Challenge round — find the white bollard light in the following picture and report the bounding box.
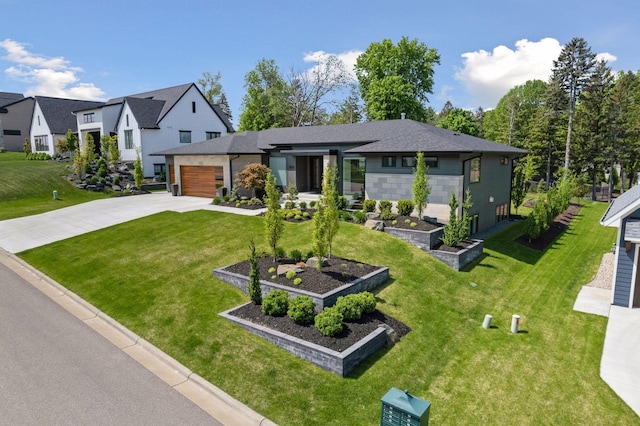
[511,314,520,334]
[482,314,493,329]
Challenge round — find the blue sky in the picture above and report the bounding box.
[1,0,638,125]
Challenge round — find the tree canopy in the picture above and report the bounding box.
[355,36,440,121]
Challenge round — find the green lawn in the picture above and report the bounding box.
[0,152,108,220]
[17,202,638,425]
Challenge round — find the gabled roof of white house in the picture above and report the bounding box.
[152,131,265,156]
[106,83,192,124]
[124,97,165,129]
[35,96,104,134]
[600,184,640,227]
[152,119,526,157]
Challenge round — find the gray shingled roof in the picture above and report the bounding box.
[601,184,640,226]
[125,97,165,129]
[152,131,264,156]
[0,92,24,108]
[105,83,192,122]
[35,96,104,134]
[152,119,527,157]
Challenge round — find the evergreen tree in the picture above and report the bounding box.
[412,151,430,218]
[321,165,340,259]
[441,191,461,247]
[264,172,284,261]
[311,202,327,270]
[133,148,144,189]
[248,238,262,305]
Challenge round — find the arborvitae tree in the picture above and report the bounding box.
[459,188,473,241]
[133,148,144,189]
[248,238,262,305]
[73,145,86,178]
[512,158,533,214]
[108,135,121,169]
[264,172,284,261]
[321,165,340,258]
[441,191,461,247]
[412,151,430,219]
[311,202,327,270]
[23,137,32,156]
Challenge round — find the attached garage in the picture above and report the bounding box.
[180,165,223,197]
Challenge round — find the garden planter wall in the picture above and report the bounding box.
[220,304,388,377]
[213,266,389,312]
[429,239,484,271]
[383,226,444,250]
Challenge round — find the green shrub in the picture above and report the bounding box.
[396,199,414,216]
[302,211,310,218]
[113,176,120,185]
[334,294,365,321]
[293,277,302,285]
[363,199,376,213]
[212,197,221,205]
[235,202,241,207]
[289,249,303,262]
[339,211,352,221]
[309,201,317,208]
[261,290,289,316]
[378,200,392,212]
[223,195,230,202]
[337,196,347,210]
[303,250,314,262]
[90,176,99,185]
[410,222,417,227]
[287,296,315,324]
[392,220,398,225]
[299,201,307,209]
[285,269,297,280]
[314,307,343,336]
[358,292,377,314]
[295,214,302,220]
[404,218,411,223]
[248,197,263,206]
[268,267,276,274]
[275,246,286,259]
[352,210,367,224]
[285,201,296,209]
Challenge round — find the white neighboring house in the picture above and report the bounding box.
[76,83,233,179]
[29,96,103,157]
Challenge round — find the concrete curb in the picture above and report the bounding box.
[0,248,277,426]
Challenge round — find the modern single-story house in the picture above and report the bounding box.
[154,119,526,233]
[74,83,234,179]
[600,184,640,308]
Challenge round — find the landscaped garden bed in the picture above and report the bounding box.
[429,239,484,270]
[382,216,444,251]
[516,202,582,250]
[214,256,389,311]
[221,302,410,376]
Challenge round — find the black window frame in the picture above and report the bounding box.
[401,156,417,168]
[382,156,396,167]
[179,130,192,144]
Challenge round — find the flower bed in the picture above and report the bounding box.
[429,239,484,270]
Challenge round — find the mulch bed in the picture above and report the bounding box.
[215,200,265,210]
[224,256,380,294]
[432,240,476,253]
[382,215,442,232]
[229,302,411,352]
[516,203,582,250]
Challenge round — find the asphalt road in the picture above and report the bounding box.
[0,261,221,425]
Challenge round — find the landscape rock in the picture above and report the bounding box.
[364,219,384,231]
[306,257,328,268]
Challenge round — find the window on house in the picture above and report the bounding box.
[470,157,481,183]
[206,132,221,139]
[425,156,438,168]
[382,156,396,167]
[83,113,95,123]
[124,130,133,149]
[192,102,196,113]
[154,164,166,181]
[470,214,479,235]
[179,130,191,144]
[126,114,129,127]
[37,115,41,126]
[496,203,509,223]
[34,135,48,151]
[401,156,416,167]
[500,156,509,165]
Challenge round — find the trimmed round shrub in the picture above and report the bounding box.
[299,201,307,209]
[261,290,289,316]
[396,199,414,216]
[287,295,315,324]
[275,246,287,259]
[284,201,296,209]
[334,294,364,321]
[363,199,376,213]
[378,200,392,213]
[223,195,230,202]
[293,277,302,285]
[337,195,347,210]
[212,197,221,205]
[285,269,297,280]
[358,292,377,314]
[309,200,317,208]
[314,307,343,336]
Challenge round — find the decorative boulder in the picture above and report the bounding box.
[365,219,385,231]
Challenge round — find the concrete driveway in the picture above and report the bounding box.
[0,192,263,253]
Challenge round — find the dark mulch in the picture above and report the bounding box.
[229,302,411,352]
[224,256,380,294]
[516,203,582,250]
[215,200,265,210]
[432,239,476,253]
[382,215,443,231]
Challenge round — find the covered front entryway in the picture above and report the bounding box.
[180,165,223,198]
[295,156,323,192]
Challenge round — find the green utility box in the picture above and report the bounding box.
[380,388,430,426]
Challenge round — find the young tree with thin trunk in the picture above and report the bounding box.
[264,172,284,261]
[248,238,262,305]
[321,165,340,259]
[311,202,327,270]
[133,147,144,189]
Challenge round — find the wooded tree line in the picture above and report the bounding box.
[204,37,639,199]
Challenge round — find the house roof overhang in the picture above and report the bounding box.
[600,185,640,227]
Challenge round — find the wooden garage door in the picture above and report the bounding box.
[180,166,223,198]
[168,164,175,184]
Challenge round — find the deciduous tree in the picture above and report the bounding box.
[238,59,289,131]
[264,172,284,261]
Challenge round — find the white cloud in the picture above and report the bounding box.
[303,49,363,81]
[0,38,105,100]
[596,52,618,63]
[455,38,563,108]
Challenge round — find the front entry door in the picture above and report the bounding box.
[634,259,640,307]
[310,156,322,191]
